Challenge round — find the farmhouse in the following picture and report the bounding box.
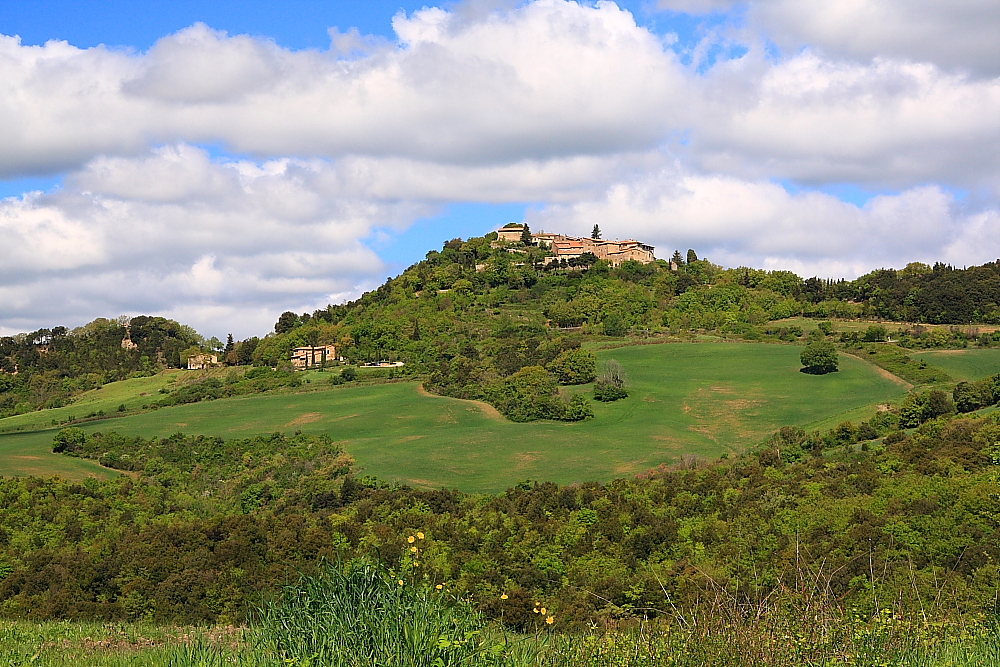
[187,353,218,370]
[291,344,339,369]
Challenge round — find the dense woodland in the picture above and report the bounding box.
[1,407,999,626]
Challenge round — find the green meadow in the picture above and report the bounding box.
[911,348,1000,381]
[0,342,907,492]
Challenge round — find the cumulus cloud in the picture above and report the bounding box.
[693,52,1000,187]
[529,167,1000,277]
[658,0,1000,76]
[0,145,408,337]
[0,1,688,178]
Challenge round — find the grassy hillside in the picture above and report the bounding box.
[911,348,1000,381]
[0,342,907,492]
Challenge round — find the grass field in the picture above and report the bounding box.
[0,342,907,492]
[911,348,1000,381]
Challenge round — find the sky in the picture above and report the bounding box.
[1,1,998,339]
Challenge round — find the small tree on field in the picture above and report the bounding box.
[591,224,602,239]
[594,359,628,402]
[800,340,839,374]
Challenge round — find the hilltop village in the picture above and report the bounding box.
[494,223,656,266]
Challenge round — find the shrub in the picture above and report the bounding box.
[340,366,358,382]
[547,349,597,385]
[593,359,628,402]
[51,427,86,454]
[564,394,595,421]
[800,340,839,374]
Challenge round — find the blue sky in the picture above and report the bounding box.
[1,0,997,337]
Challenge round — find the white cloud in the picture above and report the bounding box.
[0,2,688,177]
[692,52,1000,187]
[529,167,1000,278]
[658,0,1000,76]
[0,146,407,338]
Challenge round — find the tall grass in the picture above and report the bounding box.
[256,559,497,667]
[6,559,998,666]
[160,559,1000,667]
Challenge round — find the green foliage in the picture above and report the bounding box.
[565,394,595,421]
[800,341,839,374]
[546,349,596,385]
[485,367,573,422]
[0,317,203,418]
[154,368,301,407]
[899,389,957,427]
[50,427,86,454]
[593,359,628,402]
[258,560,492,667]
[953,374,1000,413]
[4,411,1000,628]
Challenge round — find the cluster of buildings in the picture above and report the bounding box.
[495,225,655,266]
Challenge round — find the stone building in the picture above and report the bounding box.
[187,353,218,370]
[291,345,339,369]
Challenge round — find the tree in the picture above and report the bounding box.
[602,313,627,337]
[686,249,699,264]
[591,224,602,240]
[671,250,684,268]
[593,359,628,401]
[800,341,839,374]
[275,311,298,334]
[224,334,235,354]
[520,224,533,246]
[547,349,597,385]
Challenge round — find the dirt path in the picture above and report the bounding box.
[842,352,914,390]
[416,384,506,422]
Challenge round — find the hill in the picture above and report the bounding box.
[0,342,907,491]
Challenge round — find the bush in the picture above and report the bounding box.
[564,394,595,421]
[51,427,86,454]
[340,366,358,382]
[800,340,839,374]
[487,366,567,422]
[593,359,628,402]
[593,381,629,402]
[547,349,597,385]
[899,389,957,427]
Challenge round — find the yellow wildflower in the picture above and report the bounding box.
[407,536,415,543]
[410,546,418,553]
[414,562,420,567]
[541,607,547,615]
[436,584,443,590]
[398,580,404,586]
[417,532,425,540]
[533,608,539,614]
[500,594,508,600]
[546,616,554,625]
